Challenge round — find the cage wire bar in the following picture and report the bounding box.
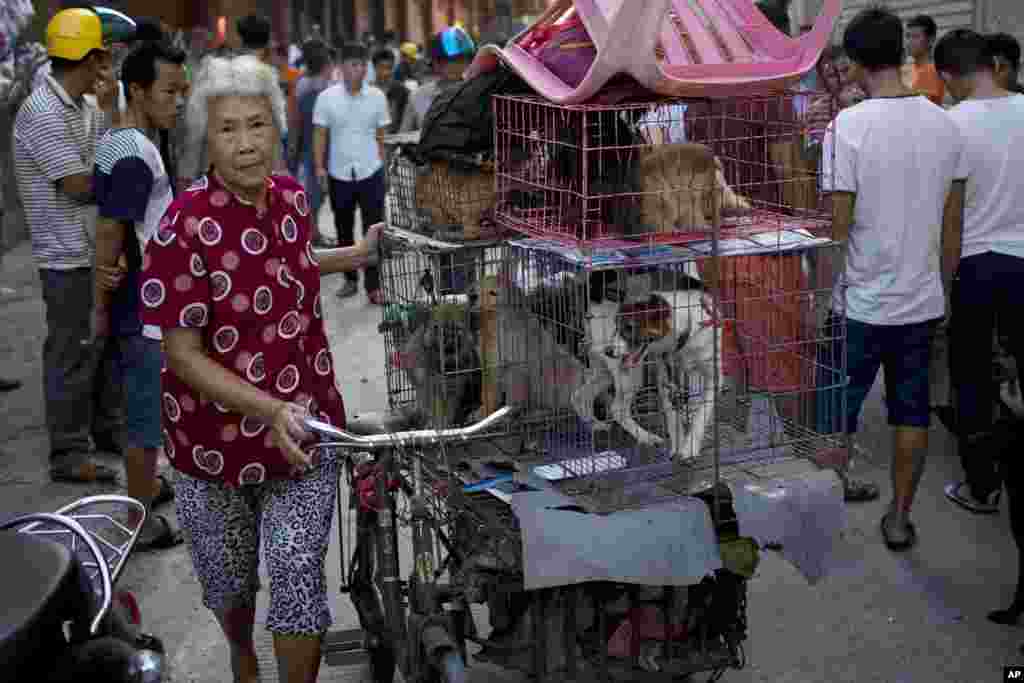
[493,91,836,247]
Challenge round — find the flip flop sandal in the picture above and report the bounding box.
[151,474,175,508]
[880,513,917,552]
[134,514,184,553]
[844,478,880,503]
[50,460,119,484]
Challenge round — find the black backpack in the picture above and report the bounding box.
[414,65,530,165]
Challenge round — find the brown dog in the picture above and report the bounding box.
[638,143,751,233]
[415,159,497,240]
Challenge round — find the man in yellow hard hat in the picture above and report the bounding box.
[12,7,123,484]
[394,41,421,83]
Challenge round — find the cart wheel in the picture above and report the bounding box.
[369,641,397,683]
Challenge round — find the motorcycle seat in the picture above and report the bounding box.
[0,531,93,670]
[345,409,422,436]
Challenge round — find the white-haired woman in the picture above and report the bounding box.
[140,55,380,683]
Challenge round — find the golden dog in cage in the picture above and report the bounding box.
[414,159,497,241]
[637,143,751,234]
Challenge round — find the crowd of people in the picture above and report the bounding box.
[5,2,1024,679]
[816,8,1024,652]
[5,7,474,681]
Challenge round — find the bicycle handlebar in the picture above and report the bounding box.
[303,406,513,450]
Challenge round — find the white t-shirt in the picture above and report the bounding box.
[313,83,391,182]
[822,96,966,325]
[946,95,1024,260]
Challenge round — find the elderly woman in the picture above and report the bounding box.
[140,54,380,683]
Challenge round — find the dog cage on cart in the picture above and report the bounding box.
[382,131,505,243]
[350,89,848,683]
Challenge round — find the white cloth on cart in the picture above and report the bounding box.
[727,468,845,585]
[509,489,723,590]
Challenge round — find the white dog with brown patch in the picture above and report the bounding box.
[572,273,722,463]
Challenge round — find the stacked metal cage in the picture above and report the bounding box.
[487,90,845,512]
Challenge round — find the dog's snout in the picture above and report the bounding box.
[604,347,617,359]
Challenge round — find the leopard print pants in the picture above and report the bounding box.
[172,451,340,635]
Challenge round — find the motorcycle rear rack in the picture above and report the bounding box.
[1,495,146,636]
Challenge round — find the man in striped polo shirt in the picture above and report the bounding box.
[13,8,122,482]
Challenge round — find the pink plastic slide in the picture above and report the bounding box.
[465,0,841,102]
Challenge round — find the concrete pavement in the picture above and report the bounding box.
[1,206,1023,682]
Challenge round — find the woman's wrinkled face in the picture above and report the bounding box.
[207,95,276,194]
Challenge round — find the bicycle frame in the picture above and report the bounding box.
[309,407,513,681]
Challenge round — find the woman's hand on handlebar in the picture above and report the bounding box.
[271,402,315,474]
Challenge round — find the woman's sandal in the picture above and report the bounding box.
[844,478,881,503]
[134,514,184,552]
[152,474,175,508]
[880,513,918,552]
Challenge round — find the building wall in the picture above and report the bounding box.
[804,0,977,42]
[977,0,1024,53]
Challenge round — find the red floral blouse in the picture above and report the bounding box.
[140,173,345,486]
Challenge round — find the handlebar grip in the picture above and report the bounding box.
[303,406,514,449]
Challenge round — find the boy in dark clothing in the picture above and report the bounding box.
[372,48,410,136]
[292,42,335,245]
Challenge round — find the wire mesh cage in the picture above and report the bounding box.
[383,131,427,233]
[383,131,505,242]
[493,236,846,513]
[493,91,836,247]
[378,228,508,428]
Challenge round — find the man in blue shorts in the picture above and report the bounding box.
[823,8,967,550]
[93,40,188,550]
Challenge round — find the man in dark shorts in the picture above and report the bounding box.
[822,8,967,551]
[93,40,189,550]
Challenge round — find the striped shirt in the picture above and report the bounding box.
[14,76,109,270]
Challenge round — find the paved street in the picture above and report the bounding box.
[1,204,1023,682]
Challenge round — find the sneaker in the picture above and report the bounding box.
[337,280,358,299]
[944,481,1001,514]
[367,290,384,305]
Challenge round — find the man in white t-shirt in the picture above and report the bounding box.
[932,30,1024,516]
[314,42,390,303]
[822,8,967,551]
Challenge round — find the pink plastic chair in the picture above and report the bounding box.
[465,0,841,102]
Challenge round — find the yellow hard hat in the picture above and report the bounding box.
[400,42,419,59]
[46,8,107,61]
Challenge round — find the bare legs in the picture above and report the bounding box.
[273,634,323,683]
[884,426,929,543]
[216,606,260,683]
[215,607,323,683]
[124,445,161,532]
